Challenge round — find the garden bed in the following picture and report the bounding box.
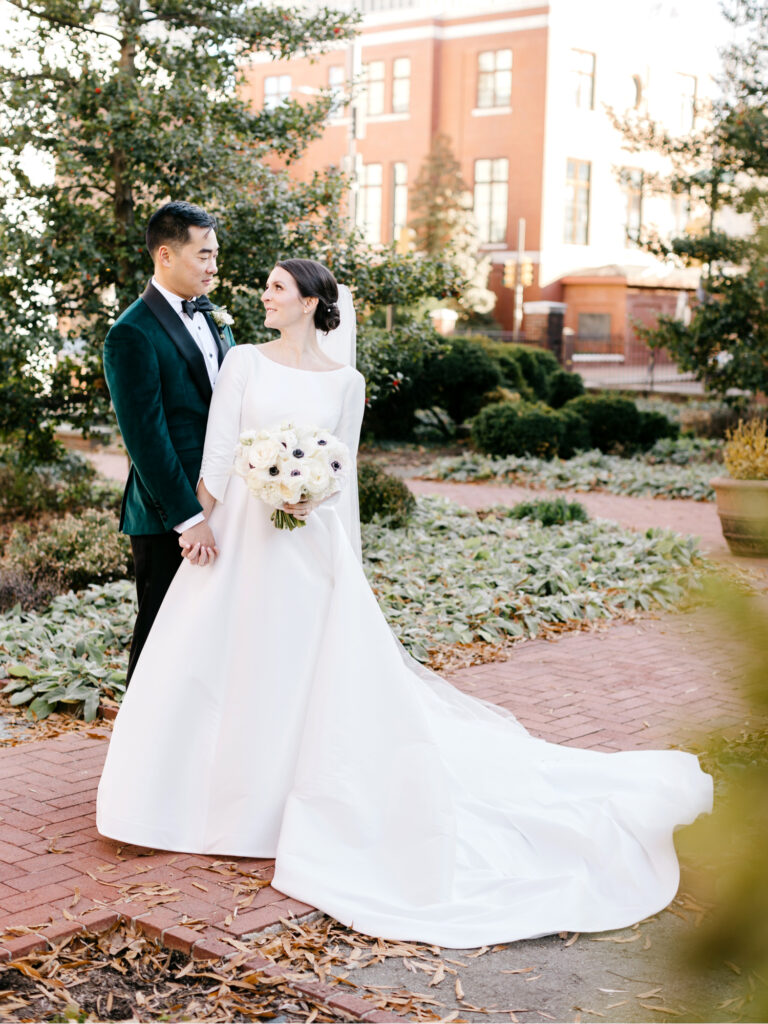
[1,496,713,721]
[421,441,722,502]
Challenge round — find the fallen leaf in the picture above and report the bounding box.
[455,978,464,1000]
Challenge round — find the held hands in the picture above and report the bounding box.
[179,520,219,566]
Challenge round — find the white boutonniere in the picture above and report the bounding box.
[211,307,234,328]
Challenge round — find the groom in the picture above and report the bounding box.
[103,201,235,683]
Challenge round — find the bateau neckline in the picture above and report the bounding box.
[254,346,349,374]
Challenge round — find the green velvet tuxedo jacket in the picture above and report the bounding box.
[103,282,235,535]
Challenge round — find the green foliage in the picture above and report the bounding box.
[0,447,121,521]
[3,510,133,591]
[562,394,642,451]
[635,408,681,448]
[611,0,768,399]
[0,1,463,457]
[509,497,589,527]
[363,496,709,661]
[423,448,718,501]
[557,406,593,459]
[416,336,502,424]
[547,368,585,409]
[0,498,711,715]
[357,462,416,528]
[409,133,468,257]
[471,402,565,459]
[357,318,450,436]
[0,581,133,721]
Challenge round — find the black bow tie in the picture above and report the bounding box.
[181,295,214,319]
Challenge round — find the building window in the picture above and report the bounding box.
[356,163,383,244]
[564,159,591,244]
[264,74,291,110]
[391,162,408,241]
[675,73,697,133]
[577,313,611,341]
[328,65,345,117]
[392,57,410,114]
[363,60,385,116]
[620,168,643,244]
[473,158,509,244]
[570,50,595,110]
[477,49,512,108]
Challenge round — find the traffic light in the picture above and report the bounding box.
[520,259,534,287]
[502,260,516,288]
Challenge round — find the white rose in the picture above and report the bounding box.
[305,459,332,496]
[248,437,282,470]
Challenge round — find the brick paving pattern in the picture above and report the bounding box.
[0,610,751,952]
[0,471,762,966]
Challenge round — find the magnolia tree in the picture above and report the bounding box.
[0,0,463,459]
[611,0,768,399]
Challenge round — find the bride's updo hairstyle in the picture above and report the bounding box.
[277,258,341,334]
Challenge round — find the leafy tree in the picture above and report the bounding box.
[611,0,768,399]
[0,0,462,459]
[409,133,494,317]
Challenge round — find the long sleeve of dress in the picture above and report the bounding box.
[200,347,251,503]
[331,371,366,563]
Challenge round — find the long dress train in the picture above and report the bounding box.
[97,344,712,948]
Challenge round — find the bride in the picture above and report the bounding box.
[97,258,712,948]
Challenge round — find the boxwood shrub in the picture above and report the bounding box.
[472,402,565,459]
[357,463,416,528]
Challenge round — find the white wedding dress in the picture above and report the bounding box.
[97,335,712,948]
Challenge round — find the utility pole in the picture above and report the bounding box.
[513,217,525,342]
[345,36,363,234]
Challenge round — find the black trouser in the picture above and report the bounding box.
[127,532,184,684]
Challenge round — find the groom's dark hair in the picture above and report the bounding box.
[146,202,217,256]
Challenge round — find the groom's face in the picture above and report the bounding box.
[156,225,219,299]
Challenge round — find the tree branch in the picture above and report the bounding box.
[4,0,121,41]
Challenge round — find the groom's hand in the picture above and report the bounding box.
[179,521,219,566]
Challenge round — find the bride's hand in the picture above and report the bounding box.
[282,498,315,520]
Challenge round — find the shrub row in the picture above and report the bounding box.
[362,335,585,440]
[472,394,679,459]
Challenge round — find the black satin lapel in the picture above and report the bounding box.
[140,282,213,402]
[204,312,229,366]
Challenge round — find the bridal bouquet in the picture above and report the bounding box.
[234,423,350,530]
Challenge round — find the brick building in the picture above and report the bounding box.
[242,0,720,357]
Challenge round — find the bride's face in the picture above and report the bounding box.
[262,266,312,330]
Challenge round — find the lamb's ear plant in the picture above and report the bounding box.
[723,418,768,481]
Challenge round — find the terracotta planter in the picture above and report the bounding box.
[711,475,768,557]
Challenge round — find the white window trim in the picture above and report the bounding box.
[471,106,512,117]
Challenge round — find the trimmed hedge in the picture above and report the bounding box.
[357,463,415,528]
[472,402,565,459]
[563,394,679,452]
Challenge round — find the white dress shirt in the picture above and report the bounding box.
[151,278,220,534]
[151,277,221,388]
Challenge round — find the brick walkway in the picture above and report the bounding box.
[0,471,762,967]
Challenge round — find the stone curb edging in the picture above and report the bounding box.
[0,906,397,1022]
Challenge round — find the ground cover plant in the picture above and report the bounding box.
[422,442,721,501]
[0,495,711,721]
